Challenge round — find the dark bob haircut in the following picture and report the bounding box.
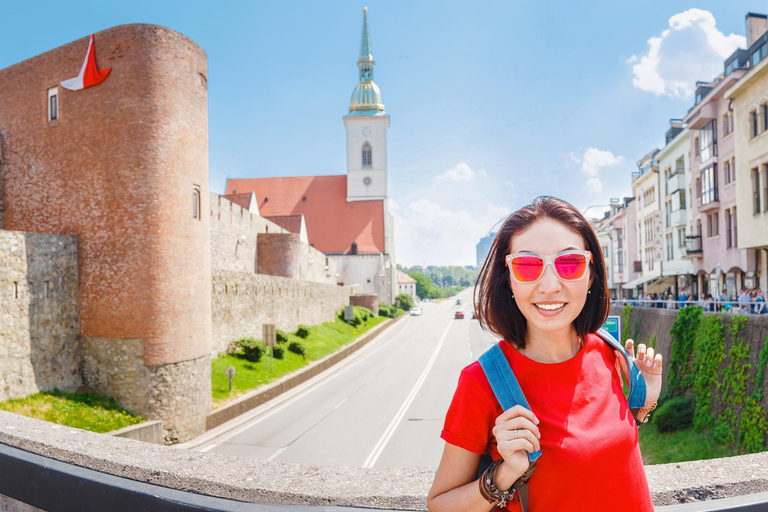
[474,196,610,348]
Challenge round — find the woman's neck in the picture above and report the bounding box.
[519,326,583,363]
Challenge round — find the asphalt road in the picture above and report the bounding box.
[196,289,498,468]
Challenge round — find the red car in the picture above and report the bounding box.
[471,312,477,320]
[455,311,465,319]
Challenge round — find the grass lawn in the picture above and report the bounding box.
[0,390,143,433]
[212,312,391,404]
[638,423,740,465]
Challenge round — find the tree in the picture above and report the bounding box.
[396,293,414,310]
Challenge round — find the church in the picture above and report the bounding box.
[225,8,397,305]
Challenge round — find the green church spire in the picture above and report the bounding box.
[349,7,385,114]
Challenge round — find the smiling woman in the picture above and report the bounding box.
[427,196,663,512]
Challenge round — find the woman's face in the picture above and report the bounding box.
[508,218,593,337]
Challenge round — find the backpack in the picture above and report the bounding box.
[476,328,647,511]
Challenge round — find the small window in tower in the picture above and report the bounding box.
[192,187,201,220]
[48,87,58,122]
[362,142,372,168]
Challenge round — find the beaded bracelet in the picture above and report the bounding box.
[479,458,516,510]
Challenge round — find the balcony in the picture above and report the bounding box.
[666,172,686,194]
[687,102,717,129]
[683,235,703,258]
[670,208,686,227]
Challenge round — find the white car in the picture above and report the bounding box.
[410,307,423,316]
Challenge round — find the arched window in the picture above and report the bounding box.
[362,142,372,168]
[192,188,201,220]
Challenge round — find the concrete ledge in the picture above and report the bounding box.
[1,409,768,509]
[206,315,405,431]
[109,420,163,444]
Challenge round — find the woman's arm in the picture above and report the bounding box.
[427,444,525,512]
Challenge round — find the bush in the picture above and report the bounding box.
[276,329,288,344]
[234,337,263,363]
[654,397,694,432]
[379,305,391,317]
[296,325,310,339]
[338,306,374,326]
[271,346,284,359]
[288,341,306,356]
[396,293,414,311]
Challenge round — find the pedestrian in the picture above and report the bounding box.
[738,289,751,314]
[666,294,675,310]
[698,293,708,310]
[428,196,661,512]
[718,289,728,312]
[755,289,766,314]
[706,294,715,312]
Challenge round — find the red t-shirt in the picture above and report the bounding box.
[441,333,653,512]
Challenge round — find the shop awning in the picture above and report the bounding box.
[622,274,658,288]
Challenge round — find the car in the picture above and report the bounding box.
[456,299,462,305]
[455,311,464,319]
[410,307,423,316]
[471,312,477,319]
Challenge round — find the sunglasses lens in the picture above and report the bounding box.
[554,253,588,280]
[510,256,544,282]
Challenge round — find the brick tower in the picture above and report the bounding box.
[0,24,212,442]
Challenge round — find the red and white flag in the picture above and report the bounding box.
[60,34,111,91]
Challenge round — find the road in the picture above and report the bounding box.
[195,288,498,468]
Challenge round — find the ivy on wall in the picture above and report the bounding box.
[666,306,702,399]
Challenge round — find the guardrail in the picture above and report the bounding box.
[611,299,767,315]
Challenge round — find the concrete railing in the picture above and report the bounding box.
[2,410,768,511]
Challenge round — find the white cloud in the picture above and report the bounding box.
[393,198,511,266]
[435,162,479,181]
[630,9,745,98]
[572,148,624,194]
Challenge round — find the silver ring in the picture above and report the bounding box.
[514,429,519,439]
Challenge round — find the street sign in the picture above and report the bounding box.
[263,324,276,348]
[344,305,354,321]
[602,315,621,342]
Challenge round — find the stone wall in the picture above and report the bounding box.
[609,305,768,399]
[258,233,301,279]
[350,294,379,316]
[81,336,210,444]
[0,230,80,401]
[212,270,352,356]
[210,193,336,284]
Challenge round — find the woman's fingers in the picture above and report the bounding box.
[625,339,634,358]
[495,405,539,425]
[637,343,647,361]
[653,353,663,369]
[495,427,540,454]
[493,416,541,441]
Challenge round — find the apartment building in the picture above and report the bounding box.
[682,26,754,298]
[725,12,768,292]
[657,120,694,296]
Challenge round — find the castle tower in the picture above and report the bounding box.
[0,25,211,443]
[344,7,389,202]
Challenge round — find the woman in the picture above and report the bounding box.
[427,197,662,512]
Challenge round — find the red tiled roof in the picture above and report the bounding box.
[397,269,417,284]
[226,175,385,253]
[223,193,253,211]
[264,214,303,234]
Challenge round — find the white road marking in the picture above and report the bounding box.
[266,446,287,461]
[362,319,453,468]
[198,316,413,452]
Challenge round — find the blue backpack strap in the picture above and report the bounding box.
[478,344,542,463]
[595,328,647,409]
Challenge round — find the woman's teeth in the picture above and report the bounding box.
[535,303,564,311]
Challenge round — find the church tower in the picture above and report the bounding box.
[345,7,389,202]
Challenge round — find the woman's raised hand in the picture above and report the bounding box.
[618,339,663,410]
[492,405,541,478]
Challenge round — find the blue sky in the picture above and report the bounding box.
[1,1,764,266]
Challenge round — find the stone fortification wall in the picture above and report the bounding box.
[0,230,80,401]
[210,193,336,284]
[609,306,768,400]
[212,270,352,356]
[258,233,301,278]
[350,294,379,316]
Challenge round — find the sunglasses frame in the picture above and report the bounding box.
[504,250,593,284]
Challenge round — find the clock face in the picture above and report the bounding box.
[363,176,372,186]
[362,127,372,137]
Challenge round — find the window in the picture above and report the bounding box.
[677,226,686,248]
[731,157,736,182]
[192,187,201,220]
[723,113,731,135]
[726,209,732,248]
[733,206,738,246]
[751,110,759,138]
[694,136,700,157]
[616,228,624,272]
[763,103,768,131]
[752,50,761,68]
[764,165,768,212]
[671,189,686,211]
[361,142,372,168]
[47,87,58,122]
[724,159,731,184]
[699,120,717,161]
[753,167,762,213]
[696,178,701,198]
[700,163,718,205]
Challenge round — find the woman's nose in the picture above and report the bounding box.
[537,263,562,292]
